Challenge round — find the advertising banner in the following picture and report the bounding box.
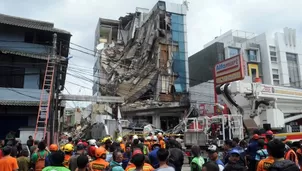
[214,55,245,85]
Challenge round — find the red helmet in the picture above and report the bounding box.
[266,130,273,135]
[253,134,259,139]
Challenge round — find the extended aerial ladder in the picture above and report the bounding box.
[33,56,55,142]
[217,81,302,134]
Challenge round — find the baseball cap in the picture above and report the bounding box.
[77,144,84,150]
[230,149,240,155]
[207,144,218,153]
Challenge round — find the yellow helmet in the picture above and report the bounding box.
[64,143,74,152]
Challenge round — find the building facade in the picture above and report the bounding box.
[255,28,302,87]
[0,13,71,139]
[93,1,189,130]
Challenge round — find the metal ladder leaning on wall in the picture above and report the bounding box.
[33,56,55,142]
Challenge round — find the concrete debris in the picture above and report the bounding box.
[99,9,173,104]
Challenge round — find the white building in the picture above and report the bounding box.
[254,28,302,87]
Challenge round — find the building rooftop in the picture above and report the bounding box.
[0,13,71,35]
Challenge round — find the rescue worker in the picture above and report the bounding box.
[63,143,74,168]
[125,149,154,171]
[264,130,274,149]
[144,137,151,152]
[89,147,109,171]
[158,134,166,149]
[246,134,259,171]
[285,143,299,167]
[88,139,98,160]
[148,137,161,169]
[140,137,149,155]
[117,137,125,152]
[45,144,59,166]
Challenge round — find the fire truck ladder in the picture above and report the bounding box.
[33,57,55,141]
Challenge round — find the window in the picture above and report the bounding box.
[269,46,278,62]
[271,56,277,62]
[251,68,257,81]
[248,50,257,61]
[269,46,276,51]
[286,53,300,87]
[229,47,240,57]
[273,80,280,85]
[272,69,280,82]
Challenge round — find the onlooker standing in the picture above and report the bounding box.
[31,141,49,171]
[190,145,205,171]
[27,136,34,149]
[17,149,30,171]
[223,140,234,165]
[246,134,259,171]
[69,144,86,171]
[76,155,90,171]
[255,139,268,162]
[201,161,219,171]
[6,140,18,158]
[30,140,39,157]
[42,151,70,171]
[206,145,224,171]
[132,153,146,171]
[155,148,175,171]
[0,146,19,171]
[149,143,161,168]
[167,140,184,171]
[110,150,124,171]
[223,149,247,171]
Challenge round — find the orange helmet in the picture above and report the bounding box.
[95,147,106,158]
[49,144,58,151]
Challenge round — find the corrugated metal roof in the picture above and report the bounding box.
[0,88,47,106]
[0,13,71,35]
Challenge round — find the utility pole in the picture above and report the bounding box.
[49,33,57,144]
[54,41,62,143]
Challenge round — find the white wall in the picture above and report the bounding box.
[189,81,215,104]
[275,31,302,87]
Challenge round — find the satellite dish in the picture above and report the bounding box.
[96,43,104,51]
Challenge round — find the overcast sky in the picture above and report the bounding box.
[1,0,302,107]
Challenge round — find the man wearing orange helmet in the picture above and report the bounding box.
[89,147,109,171]
[45,144,58,166]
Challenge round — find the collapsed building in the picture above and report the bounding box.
[92,1,190,130]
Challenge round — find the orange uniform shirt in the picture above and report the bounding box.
[63,154,72,168]
[256,156,274,171]
[159,140,166,149]
[285,149,299,166]
[90,158,109,171]
[125,162,154,171]
[120,143,126,152]
[0,156,18,171]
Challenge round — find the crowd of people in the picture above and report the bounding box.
[1,130,302,171]
[197,130,302,171]
[0,133,185,171]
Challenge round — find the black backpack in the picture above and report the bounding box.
[268,160,300,171]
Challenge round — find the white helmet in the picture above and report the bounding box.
[88,139,96,146]
[146,136,151,140]
[153,135,158,142]
[133,135,138,140]
[158,132,163,137]
[117,137,123,143]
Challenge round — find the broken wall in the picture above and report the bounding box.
[98,5,188,104]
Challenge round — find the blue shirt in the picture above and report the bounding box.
[247,140,259,159]
[122,152,132,169]
[255,149,268,161]
[149,148,160,168]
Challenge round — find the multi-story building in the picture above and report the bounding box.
[0,13,71,139]
[189,27,302,122]
[254,28,302,87]
[93,1,190,130]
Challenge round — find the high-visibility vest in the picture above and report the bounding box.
[285,149,299,166]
